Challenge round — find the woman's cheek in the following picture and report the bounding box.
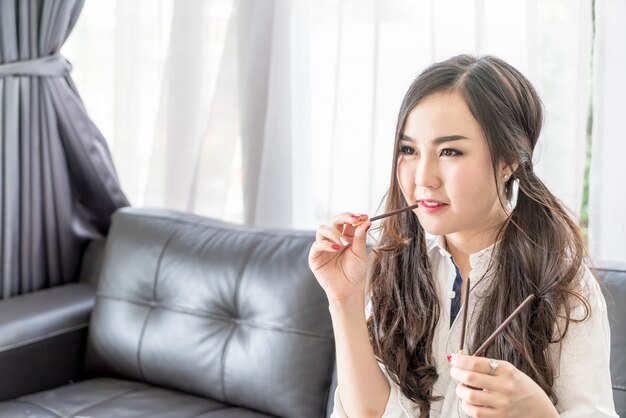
[396,160,413,198]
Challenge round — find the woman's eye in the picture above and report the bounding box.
[399,145,416,155]
[440,148,461,157]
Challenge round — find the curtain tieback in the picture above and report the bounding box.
[0,53,72,77]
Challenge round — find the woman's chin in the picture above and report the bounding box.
[418,222,449,237]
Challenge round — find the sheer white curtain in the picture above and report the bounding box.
[63,0,592,231]
[589,0,626,264]
[62,0,243,221]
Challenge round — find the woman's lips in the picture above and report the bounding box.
[418,200,448,213]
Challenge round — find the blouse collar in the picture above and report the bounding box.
[427,234,498,271]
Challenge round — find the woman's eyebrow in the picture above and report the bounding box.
[400,133,470,145]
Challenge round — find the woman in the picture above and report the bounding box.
[309,55,617,417]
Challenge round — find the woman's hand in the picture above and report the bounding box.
[308,213,371,303]
[449,354,559,418]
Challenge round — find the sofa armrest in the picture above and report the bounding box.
[0,282,96,401]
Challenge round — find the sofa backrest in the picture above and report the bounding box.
[597,262,626,417]
[85,208,336,418]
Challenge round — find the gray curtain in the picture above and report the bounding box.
[0,0,129,298]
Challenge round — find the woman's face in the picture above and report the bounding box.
[396,90,509,242]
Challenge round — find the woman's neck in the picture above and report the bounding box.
[444,225,502,279]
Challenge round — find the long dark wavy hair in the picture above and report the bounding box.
[366,55,590,417]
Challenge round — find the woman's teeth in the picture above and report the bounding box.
[421,201,444,207]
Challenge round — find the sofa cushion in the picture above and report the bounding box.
[86,208,335,418]
[597,261,626,417]
[0,378,273,418]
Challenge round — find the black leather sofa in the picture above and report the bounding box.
[0,208,337,418]
[600,261,626,417]
[0,207,623,417]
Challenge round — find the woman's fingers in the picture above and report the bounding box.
[309,239,342,259]
[455,379,513,416]
[456,383,496,407]
[351,219,371,251]
[449,355,510,393]
[460,399,498,418]
[451,355,554,417]
[316,213,369,245]
[330,213,368,235]
[450,354,514,394]
[452,354,503,376]
[316,224,351,247]
[309,213,374,304]
[450,368,500,393]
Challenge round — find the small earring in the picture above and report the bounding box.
[504,174,510,182]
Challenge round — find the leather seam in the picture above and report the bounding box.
[71,386,147,417]
[96,294,333,340]
[219,244,254,403]
[232,237,252,325]
[135,308,153,381]
[10,399,62,417]
[0,323,88,352]
[190,405,232,417]
[135,231,176,381]
[220,324,237,402]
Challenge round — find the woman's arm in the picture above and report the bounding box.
[549,268,618,417]
[309,213,404,417]
[330,295,392,418]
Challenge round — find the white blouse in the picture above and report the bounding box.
[331,236,618,417]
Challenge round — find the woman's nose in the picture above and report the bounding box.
[415,157,441,189]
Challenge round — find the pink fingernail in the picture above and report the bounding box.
[331,244,340,251]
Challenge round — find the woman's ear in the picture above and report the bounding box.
[499,161,519,179]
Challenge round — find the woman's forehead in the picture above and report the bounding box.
[402,91,484,145]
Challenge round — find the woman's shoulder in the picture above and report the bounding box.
[578,264,606,304]
[566,263,608,321]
